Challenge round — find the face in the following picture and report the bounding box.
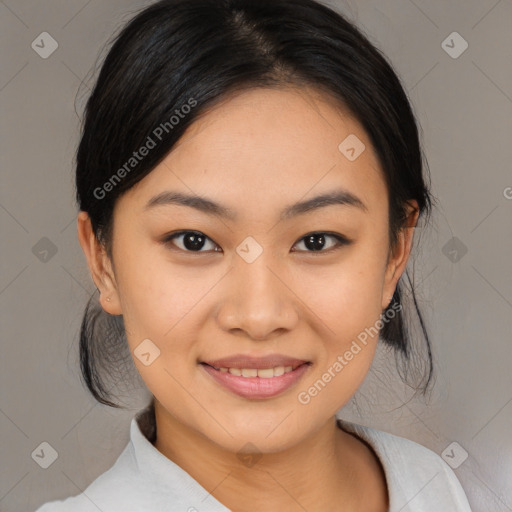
[79,86,417,454]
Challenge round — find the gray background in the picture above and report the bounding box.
[1,1,511,511]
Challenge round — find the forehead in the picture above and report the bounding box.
[122,86,387,219]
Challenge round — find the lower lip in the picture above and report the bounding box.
[200,363,311,399]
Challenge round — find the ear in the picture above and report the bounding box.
[77,211,122,315]
[381,200,419,311]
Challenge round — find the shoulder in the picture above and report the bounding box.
[34,442,141,512]
[338,419,473,512]
[33,412,232,512]
[33,414,228,512]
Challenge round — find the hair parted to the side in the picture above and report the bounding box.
[75,0,436,409]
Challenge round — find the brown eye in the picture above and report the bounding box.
[292,232,351,253]
[163,231,221,253]
[162,230,351,255]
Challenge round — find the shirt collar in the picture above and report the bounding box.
[130,401,232,510]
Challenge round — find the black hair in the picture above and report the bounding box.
[75,0,436,408]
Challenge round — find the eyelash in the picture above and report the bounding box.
[161,230,352,255]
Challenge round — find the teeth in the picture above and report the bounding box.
[222,365,296,378]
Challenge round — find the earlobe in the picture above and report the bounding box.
[77,211,122,315]
[99,290,122,315]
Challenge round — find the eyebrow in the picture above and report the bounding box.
[144,189,368,221]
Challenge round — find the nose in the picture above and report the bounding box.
[215,254,299,341]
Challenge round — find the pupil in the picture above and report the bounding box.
[305,234,325,251]
[184,232,205,251]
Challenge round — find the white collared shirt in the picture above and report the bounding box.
[35,405,472,511]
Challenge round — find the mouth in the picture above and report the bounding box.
[199,361,312,399]
[200,361,308,377]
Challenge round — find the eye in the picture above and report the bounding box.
[163,230,351,254]
[163,231,221,253]
[292,232,351,253]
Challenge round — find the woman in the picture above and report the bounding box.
[36,0,472,510]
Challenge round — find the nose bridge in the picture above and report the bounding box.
[216,241,298,339]
[237,251,279,301]
[234,234,281,295]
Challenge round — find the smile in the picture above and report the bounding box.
[200,362,311,399]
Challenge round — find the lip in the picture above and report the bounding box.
[201,353,309,370]
[200,362,311,399]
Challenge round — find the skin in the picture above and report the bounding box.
[78,86,419,512]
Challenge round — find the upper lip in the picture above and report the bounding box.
[201,354,310,370]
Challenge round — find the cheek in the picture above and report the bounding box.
[295,269,385,417]
[112,237,205,349]
[118,262,213,347]
[303,247,388,338]
[300,244,388,401]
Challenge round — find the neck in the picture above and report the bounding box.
[151,400,387,511]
